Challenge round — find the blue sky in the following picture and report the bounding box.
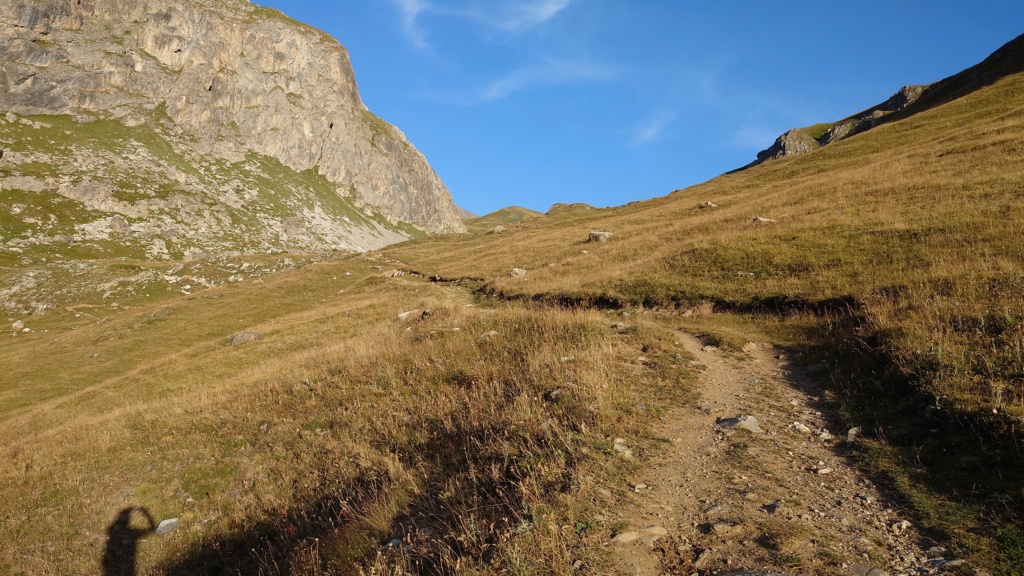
[255,1,1024,216]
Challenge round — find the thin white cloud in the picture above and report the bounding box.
[395,0,575,49]
[392,0,431,49]
[488,0,575,32]
[478,60,614,101]
[628,110,676,147]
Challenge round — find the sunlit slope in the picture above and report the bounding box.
[388,55,1024,419]
[462,205,545,233]
[0,254,688,574]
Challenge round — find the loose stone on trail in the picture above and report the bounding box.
[717,415,764,434]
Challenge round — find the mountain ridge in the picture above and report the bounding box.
[745,33,1024,168]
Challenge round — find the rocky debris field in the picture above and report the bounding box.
[0,253,325,317]
[606,336,982,576]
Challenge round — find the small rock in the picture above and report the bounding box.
[397,309,423,321]
[510,268,527,277]
[588,231,613,243]
[559,355,575,363]
[752,217,778,224]
[742,342,758,352]
[693,548,712,568]
[610,322,631,332]
[644,525,668,539]
[818,430,834,442]
[156,518,179,535]
[791,422,812,434]
[12,320,24,331]
[815,467,833,475]
[891,520,912,534]
[476,331,501,343]
[701,345,718,352]
[612,438,633,459]
[744,377,763,384]
[227,331,262,346]
[847,426,863,443]
[805,363,827,374]
[762,501,784,514]
[632,483,648,492]
[611,530,640,544]
[711,522,737,535]
[633,401,648,414]
[717,415,765,434]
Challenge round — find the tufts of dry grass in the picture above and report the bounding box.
[386,68,1024,424]
[0,257,694,574]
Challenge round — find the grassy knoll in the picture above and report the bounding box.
[463,206,545,234]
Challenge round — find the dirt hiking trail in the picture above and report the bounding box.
[607,334,972,576]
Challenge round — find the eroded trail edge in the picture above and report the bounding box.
[608,334,963,576]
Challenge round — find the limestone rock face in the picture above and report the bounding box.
[0,0,465,239]
[746,84,927,169]
[755,129,819,162]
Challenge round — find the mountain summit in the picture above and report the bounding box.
[0,0,464,260]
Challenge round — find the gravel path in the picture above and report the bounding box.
[607,334,972,576]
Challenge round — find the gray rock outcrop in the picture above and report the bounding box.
[744,84,927,169]
[0,0,465,257]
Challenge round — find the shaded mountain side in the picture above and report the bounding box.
[743,32,1024,169]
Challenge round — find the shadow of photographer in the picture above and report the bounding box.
[102,507,156,576]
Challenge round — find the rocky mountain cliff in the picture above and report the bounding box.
[746,84,927,168]
[0,0,465,262]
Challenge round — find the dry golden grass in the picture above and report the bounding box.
[0,257,694,574]
[388,69,1024,422]
[5,36,1024,576]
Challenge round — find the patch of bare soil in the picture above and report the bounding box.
[607,334,975,576]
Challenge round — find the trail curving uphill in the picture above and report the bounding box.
[608,334,960,576]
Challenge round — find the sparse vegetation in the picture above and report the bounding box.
[3,21,1024,576]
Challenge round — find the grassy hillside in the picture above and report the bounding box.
[1,255,692,574]
[382,42,1024,571]
[0,112,417,268]
[389,58,1024,424]
[463,206,544,233]
[4,34,1024,576]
